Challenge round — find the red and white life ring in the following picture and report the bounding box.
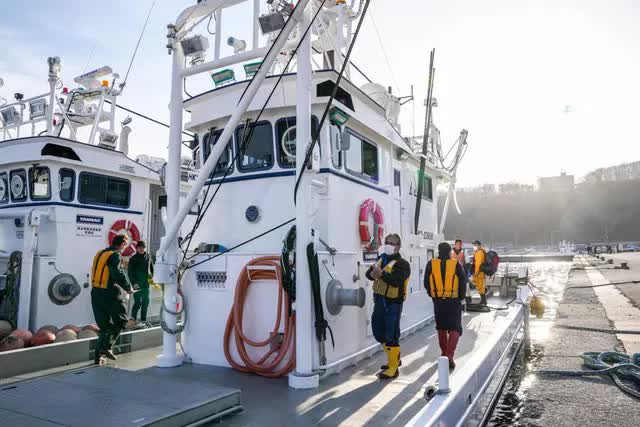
[359,198,384,251]
[109,219,140,257]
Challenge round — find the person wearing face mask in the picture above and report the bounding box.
[366,233,411,380]
[471,240,487,306]
[425,242,467,369]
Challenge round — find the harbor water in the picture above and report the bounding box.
[485,261,573,426]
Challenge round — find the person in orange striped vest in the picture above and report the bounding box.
[366,233,411,380]
[425,241,468,370]
[90,234,133,364]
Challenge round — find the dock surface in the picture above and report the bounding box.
[1,299,520,427]
[521,254,640,426]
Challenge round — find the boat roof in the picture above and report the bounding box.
[0,136,159,180]
[183,69,416,158]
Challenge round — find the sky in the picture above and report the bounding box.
[1,0,639,187]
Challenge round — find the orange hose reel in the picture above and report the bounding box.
[223,256,296,378]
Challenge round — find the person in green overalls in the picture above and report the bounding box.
[91,234,133,363]
[128,240,154,324]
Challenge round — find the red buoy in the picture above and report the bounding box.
[38,325,59,335]
[9,329,33,347]
[55,329,77,342]
[0,335,25,352]
[0,320,12,338]
[31,330,56,346]
[82,324,100,332]
[61,324,81,334]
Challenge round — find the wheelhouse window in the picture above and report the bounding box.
[330,125,343,169]
[0,172,8,204]
[29,166,51,200]
[79,172,130,208]
[202,130,233,177]
[344,130,379,182]
[275,116,320,168]
[9,169,28,202]
[393,169,401,196]
[235,121,274,172]
[59,169,76,202]
[416,173,433,201]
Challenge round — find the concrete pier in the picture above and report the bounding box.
[521,254,640,426]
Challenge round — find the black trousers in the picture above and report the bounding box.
[371,294,403,346]
[131,287,150,321]
[91,288,128,355]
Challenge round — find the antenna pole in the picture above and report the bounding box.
[414,49,435,234]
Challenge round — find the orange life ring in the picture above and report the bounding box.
[359,198,384,251]
[109,219,140,257]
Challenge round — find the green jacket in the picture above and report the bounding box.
[94,247,132,292]
[128,253,154,289]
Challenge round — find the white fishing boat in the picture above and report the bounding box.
[0,2,534,426]
[0,60,195,332]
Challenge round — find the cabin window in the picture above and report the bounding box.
[79,172,131,208]
[202,130,233,177]
[235,121,274,172]
[329,125,342,169]
[275,116,320,168]
[9,169,28,202]
[59,169,76,202]
[420,174,433,201]
[41,143,82,161]
[0,172,8,204]
[29,166,51,200]
[393,169,401,196]
[344,129,379,182]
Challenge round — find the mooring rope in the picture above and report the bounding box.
[536,351,640,399]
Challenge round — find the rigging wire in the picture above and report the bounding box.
[294,0,371,204]
[122,0,157,88]
[206,14,216,35]
[187,218,295,270]
[367,3,400,94]
[183,59,193,98]
[81,44,97,74]
[105,100,194,138]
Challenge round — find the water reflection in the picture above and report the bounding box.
[485,261,572,426]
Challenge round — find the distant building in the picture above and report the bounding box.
[583,160,640,183]
[538,172,575,192]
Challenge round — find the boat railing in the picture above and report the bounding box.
[1,58,124,149]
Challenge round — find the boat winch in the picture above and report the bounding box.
[48,273,81,305]
[325,278,366,315]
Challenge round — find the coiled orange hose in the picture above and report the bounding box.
[223,256,296,377]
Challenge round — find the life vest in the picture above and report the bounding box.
[429,258,459,298]
[373,259,409,300]
[91,249,116,289]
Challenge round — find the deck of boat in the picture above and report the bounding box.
[0,297,522,426]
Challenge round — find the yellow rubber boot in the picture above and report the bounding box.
[379,344,390,370]
[378,346,400,380]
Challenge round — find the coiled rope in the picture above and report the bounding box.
[536,351,640,399]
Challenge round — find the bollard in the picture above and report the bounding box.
[437,356,451,394]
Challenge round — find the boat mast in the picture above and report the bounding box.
[155,27,186,368]
[414,48,435,234]
[290,2,318,389]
